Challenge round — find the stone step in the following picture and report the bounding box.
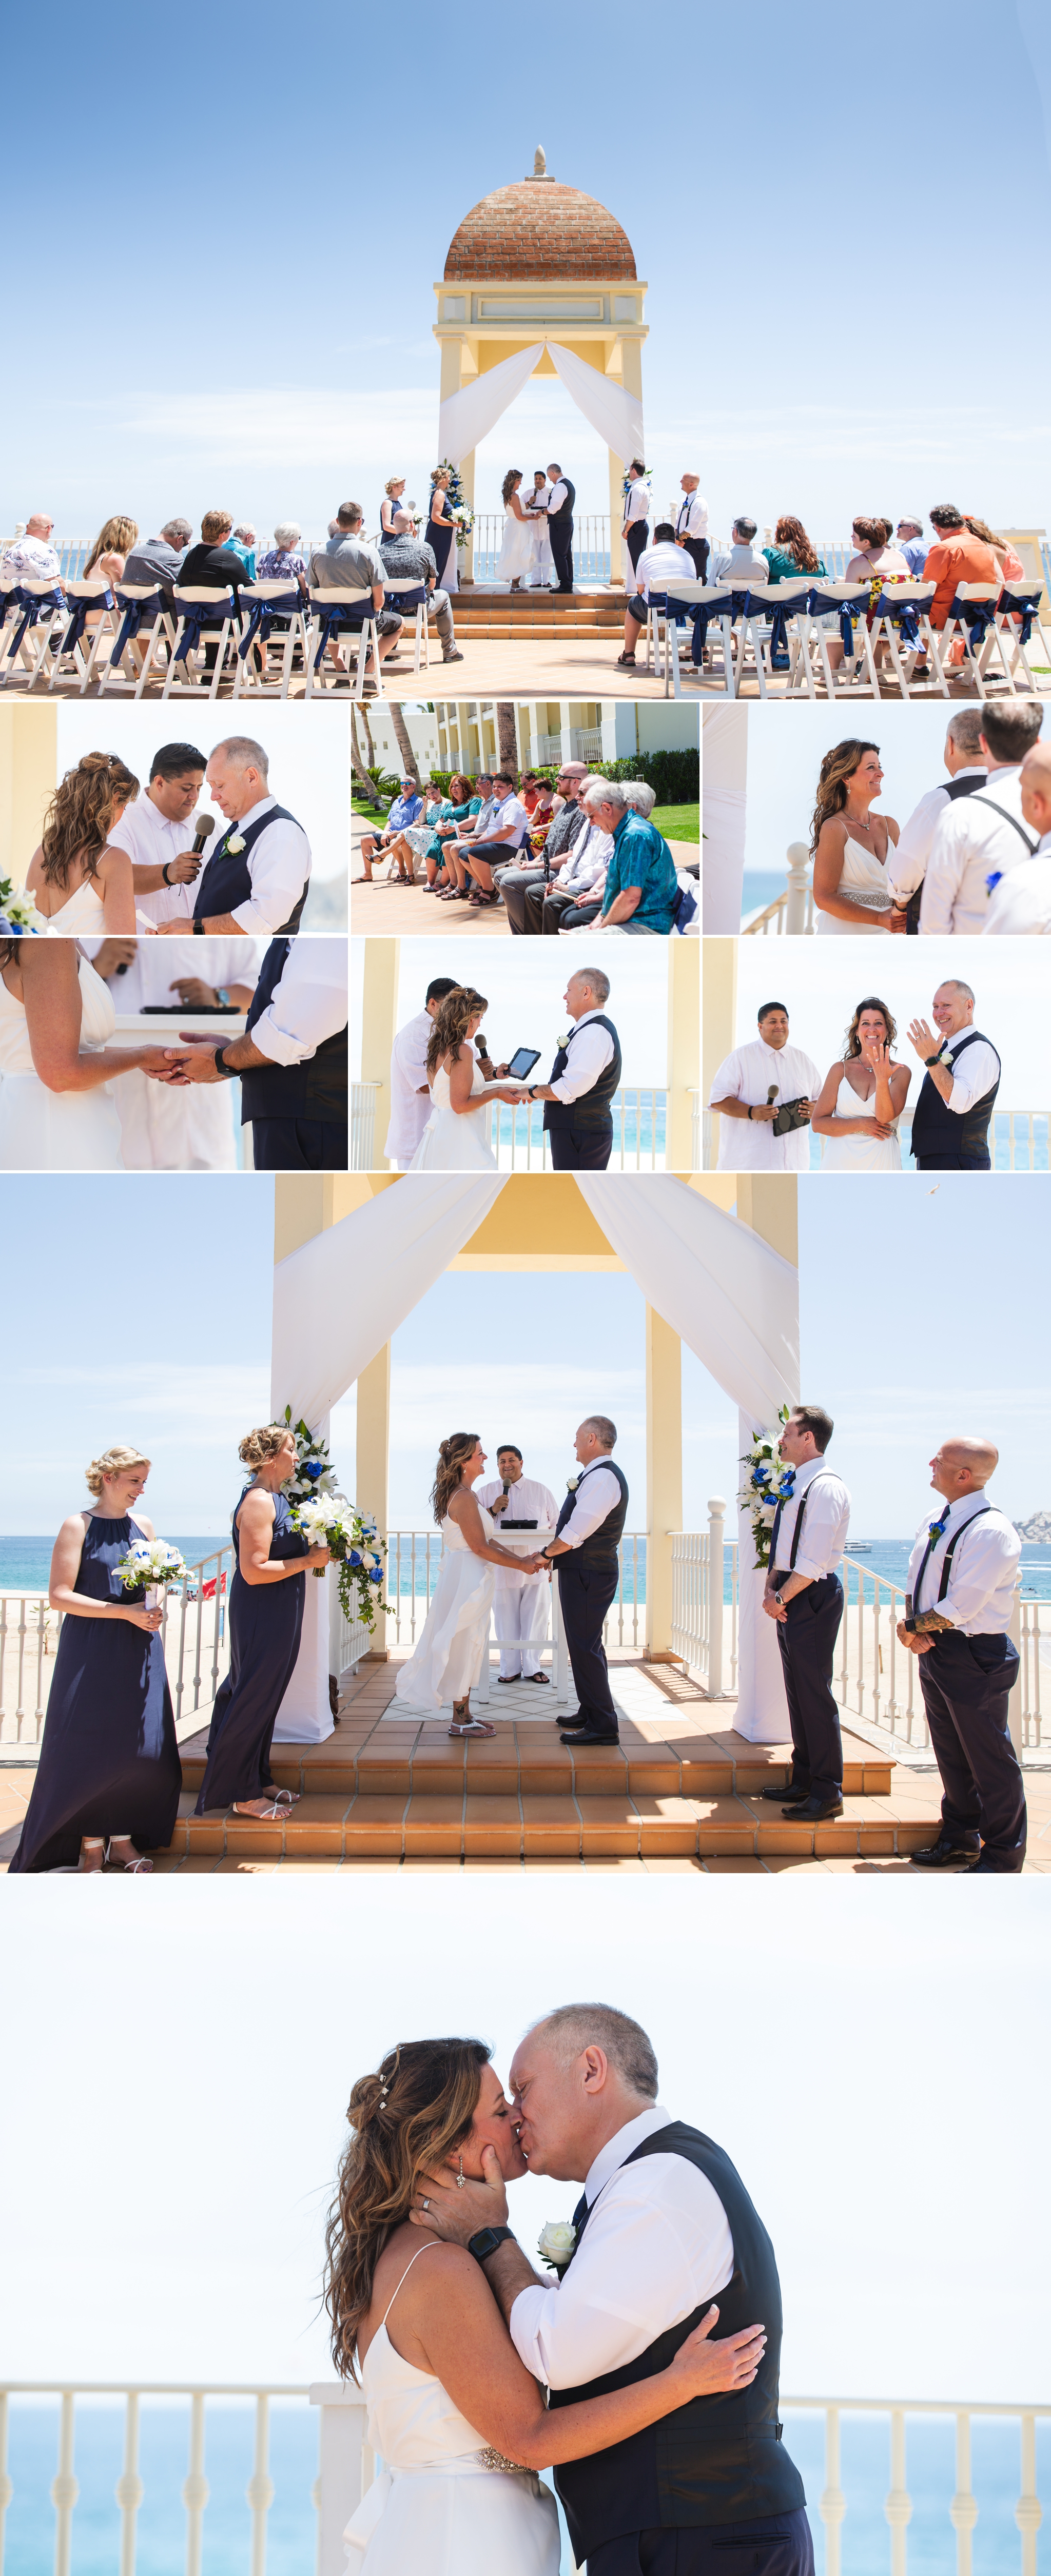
[178,1726,892,1804]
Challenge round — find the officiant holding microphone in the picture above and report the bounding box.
[477,1446,558,1685]
[153,736,312,936]
[536,1417,629,1747]
[523,968,621,1170]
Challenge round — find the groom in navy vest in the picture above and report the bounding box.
[906,979,1001,1171]
[154,736,310,939]
[538,1417,628,1745]
[407,2001,814,2576]
[545,461,576,593]
[524,968,621,1170]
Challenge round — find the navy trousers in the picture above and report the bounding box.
[589,2507,815,2575]
[775,1574,844,1801]
[914,1152,991,1171]
[249,1116,347,1171]
[558,1556,619,1733]
[547,1124,613,1171]
[918,1629,1025,1870]
[550,519,575,591]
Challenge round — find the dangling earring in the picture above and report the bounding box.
[456,2156,466,2189]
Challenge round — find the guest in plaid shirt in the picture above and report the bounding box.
[257,521,309,598]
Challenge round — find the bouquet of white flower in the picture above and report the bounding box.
[0,871,42,933]
[290,1493,388,1631]
[738,1405,796,1571]
[537,2219,576,2276]
[279,1407,341,1506]
[113,1539,187,1608]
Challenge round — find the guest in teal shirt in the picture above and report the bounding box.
[588,784,680,934]
[762,515,825,584]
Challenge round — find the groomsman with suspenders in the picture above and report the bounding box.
[675,474,710,581]
[761,1406,851,1823]
[153,736,311,938]
[621,461,651,585]
[538,1418,629,1746]
[901,1439,1025,1874]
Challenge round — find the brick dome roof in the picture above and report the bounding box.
[443,181,636,283]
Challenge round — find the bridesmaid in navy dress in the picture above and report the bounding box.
[194,1423,331,1820]
[427,468,456,588]
[9,1445,181,1874]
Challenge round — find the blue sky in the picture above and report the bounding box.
[5,3,1050,539]
[351,939,671,1085]
[5,1173,1048,1536]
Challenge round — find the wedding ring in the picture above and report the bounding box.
[421,2197,430,2212]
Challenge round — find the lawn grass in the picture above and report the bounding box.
[651,802,698,843]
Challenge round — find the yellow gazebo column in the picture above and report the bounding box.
[359,938,399,1170]
[272,1176,364,1733]
[666,943,700,1171]
[608,450,625,585]
[733,1173,798,1269]
[702,940,738,1171]
[0,702,57,886]
[356,1344,392,1661]
[644,1305,683,1658]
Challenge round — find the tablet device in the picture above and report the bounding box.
[505,1047,541,1080]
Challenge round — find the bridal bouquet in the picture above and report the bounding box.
[738,1406,795,1570]
[434,458,474,545]
[290,1493,388,1630]
[0,871,42,933]
[114,1538,187,1608]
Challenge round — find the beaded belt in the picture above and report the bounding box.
[476,2447,527,2475]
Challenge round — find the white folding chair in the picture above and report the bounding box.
[97,584,178,698]
[0,578,69,688]
[982,588,1051,697]
[643,580,709,698]
[230,581,310,699]
[161,585,242,699]
[793,582,881,699]
[683,584,741,695]
[304,587,383,699]
[936,582,1001,700]
[46,580,120,693]
[865,581,948,700]
[382,580,430,675]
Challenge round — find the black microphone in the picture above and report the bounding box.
[190,814,216,857]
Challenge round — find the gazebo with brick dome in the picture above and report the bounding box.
[433,148,648,587]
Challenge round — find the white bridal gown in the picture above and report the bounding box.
[408,1065,497,1171]
[496,504,536,585]
[346,2251,560,2573]
[36,880,109,935]
[0,952,124,1170]
[814,835,893,933]
[821,1073,902,1171]
[393,1510,496,1713]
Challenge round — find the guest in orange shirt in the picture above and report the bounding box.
[922,503,999,629]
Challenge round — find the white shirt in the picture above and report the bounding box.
[107,796,198,927]
[984,842,1051,935]
[559,1459,624,1548]
[932,1028,1001,1116]
[78,935,261,1012]
[477,1474,558,1584]
[555,824,613,897]
[247,935,347,1066]
[710,543,769,585]
[886,769,987,902]
[906,1496,1021,1636]
[772,1455,850,1581]
[676,491,709,542]
[2,535,61,582]
[547,480,569,518]
[709,1038,822,1173]
[621,481,651,533]
[384,1007,433,1161]
[509,2104,734,2390]
[550,1008,616,1104]
[205,794,312,936]
[920,769,1036,936]
[632,541,694,603]
[482,794,529,848]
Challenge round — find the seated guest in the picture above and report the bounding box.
[709,1000,822,1171]
[75,516,139,645]
[895,515,928,577]
[923,502,999,636]
[674,475,709,579]
[497,763,590,932]
[763,517,826,583]
[540,790,614,933]
[556,782,658,932]
[985,739,1051,934]
[886,710,987,927]
[153,735,312,938]
[964,515,1025,591]
[524,776,558,848]
[710,516,769,585]
[435,776,499,900]
[153,935,348,1172]
[616,521,698,671]
[454,771,531,907]
[421,774,480,889]
[227,525,258,579]
[178,509,255,602]
[85,935,261,1170]
[307,501,402,679]
[1,513,66,588]
[358,777,424,882]
[121,518,192,611]
[378,508,463,664]
[579,779,679,936]
[106,738,208,925]
[822,517,912,672]
[257,523,309,596]
[386,782,456,885]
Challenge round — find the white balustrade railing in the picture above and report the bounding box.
[466,513,611,583]
[702,1100,1051,1173]
[6,2381,1044,2576]
[742,843,814,935]
[669,1511,739,1696]
[1,1546,233,1747]
[350,1081,380,1171]
[339,1529,648,1675]
[350,1093,669,1174]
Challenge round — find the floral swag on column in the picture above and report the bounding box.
[279,1409,388,1630]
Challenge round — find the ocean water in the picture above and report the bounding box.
[742,869,792,925]
[3,2402,1046,2573]
[0,1538,229,1593]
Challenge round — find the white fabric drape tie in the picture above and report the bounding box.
[270,1176,507,1427]
[572,1174,799,1425]
[435,340,644,469]
[546,343,644,463]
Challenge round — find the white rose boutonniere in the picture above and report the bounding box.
[537,2220,576,2274]
[226,831,246,854]
[556,1029,572,1048]
[566,1474,579,1492]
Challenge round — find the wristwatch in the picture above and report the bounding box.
[213,1047,239,1078]
[215,987,231,1007]
[747,1104,753,1119]
[192,918,204,937]
[466,2226,516,2265]
[924,1052,942,1066]
[774,1591,785,1607]
[161,861,173,887]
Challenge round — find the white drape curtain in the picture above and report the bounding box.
[437,346,544,468]
[702,707,749,934]
[547,343,644,464]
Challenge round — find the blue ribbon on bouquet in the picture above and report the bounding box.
[56,587,114,658]
[107,589,166,666]
[999,588,1042,646]
[172,594,239,663]
[3,585,66,663]
[237,590,304,658]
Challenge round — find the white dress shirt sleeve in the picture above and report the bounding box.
[558,1464,622,1546]
[885,786,946,900]
[946,1038,1000,1114]
[232,812,313,935]
[509,2159,734,2388]
[983,861,1051,935]
[709,1046,747,1105]
[550,1020,615,1104]
[247,938,347,1065]
[547,482,568,515]
[918,809,965,936]
[788,1474,850,1582]
[933,1515,1022,1630]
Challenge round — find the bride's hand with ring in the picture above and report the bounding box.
[410,2139,512,2241]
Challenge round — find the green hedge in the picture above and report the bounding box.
[425,748,698,805]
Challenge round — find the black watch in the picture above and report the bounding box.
[193,918,204,936]
[162,861,172,887]
[466,2226,515,2265]
[213,1047,239,1079]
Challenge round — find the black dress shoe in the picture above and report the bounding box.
[968,1855,1024,1875]
[761,1783,810,1803]
[784,1793,843,1821]
[910,1836,981,1870]
[560,1726,620,1746]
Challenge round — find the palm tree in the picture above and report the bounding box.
[388,700,421,788]
[350,705,383,808]
[496,702,519,783]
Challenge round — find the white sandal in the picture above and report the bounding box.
[105,1840,154,1873]
[232,1799,287,1821]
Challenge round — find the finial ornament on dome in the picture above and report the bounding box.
[533,145,547,176]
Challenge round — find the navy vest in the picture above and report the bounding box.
[193,802,308,932]
[543,1014,621,1137]
[548,478,575,525]
[910,1028,1000,1164]
[240,939,348,1124]
[556,1457,628,1567]
[550,2121,805,2557]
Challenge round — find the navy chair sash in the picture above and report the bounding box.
[999,588,1042,645]
[944,591,998,652]
[237,590,305,657]
[108,589,166,665]
[173,592,238,663]
[58,587,114,656]
[691,585,751,665]
[807,589,859,654]
[312,599,373,668]
[384,583,428,615]
[5,584,66,659]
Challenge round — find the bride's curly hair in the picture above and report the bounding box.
[431,1432,481,1525]
[501,468,523,507]
[809,740,880,858]
[425,988,488,1076]
[844,995,897,1058]
[38,752,139,887]
[324,2037,493,2378]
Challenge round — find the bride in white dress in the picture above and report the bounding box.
[811,996,911,1171]
[394,1436,544,1735]
[495,470,538,589]
[326,2038,767,2576]
[24,750,142,935]
[408,988,528,1173]
[0,938,173,1170]
[526,474,554,587]
[811,741,905,935]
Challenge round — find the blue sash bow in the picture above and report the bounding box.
[944,592,998,654]
[107,589,166,668]
[173,594,238,663]
[807,589,859,655]
[691,585,750,666]
[383,583,427,617]
[57,587,114,657]
[3,584,66,663]
[237,590,305,658]
[311,599,372,669]
[1000,588,1042,646]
